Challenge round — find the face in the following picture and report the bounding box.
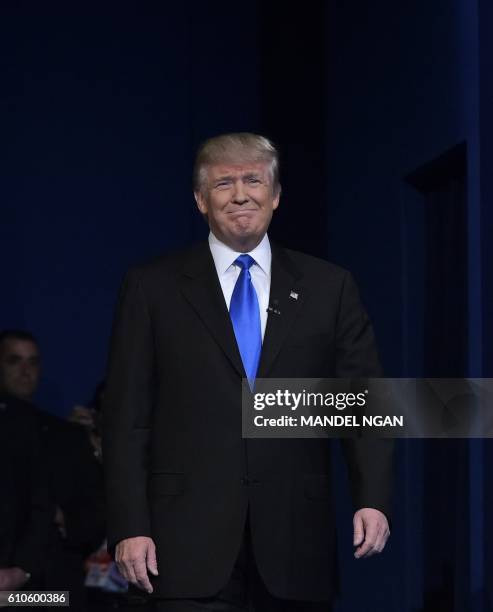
[194,161,280,252]
[0,339,41,402]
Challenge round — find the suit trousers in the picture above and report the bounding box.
[154,512,333,612]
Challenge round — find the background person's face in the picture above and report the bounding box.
[0,339,41,402]
[194,161,280,252]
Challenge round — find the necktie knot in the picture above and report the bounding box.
[235,254,256,271]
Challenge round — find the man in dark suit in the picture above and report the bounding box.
[0,330,106,610]
[103,133,393,611]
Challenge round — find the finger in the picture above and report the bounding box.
[354,522,379,558]
[353,514,364,546]
[146,543,159,576]
[360,524,388,557]
[357,531,382,557]
[355,540,375,558]
[374,526,390,553]
[133,559,153,593]
[118,560,137,585]
[116,543,138,582]
[365,528,385,556]
[114,558,127,582]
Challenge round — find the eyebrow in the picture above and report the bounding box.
[213,172,264,183]
[214,175,234,183]
[5,353,40,360]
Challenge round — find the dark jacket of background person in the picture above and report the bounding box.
[37,411,106,554]
[0,393,52,586]
[36,410,106,611]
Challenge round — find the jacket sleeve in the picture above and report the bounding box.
[102,267,155,556]
[335,271,394,524]
[13,415,53,579]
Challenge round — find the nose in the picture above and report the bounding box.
[232,180,249,204]
[20,362,33,377]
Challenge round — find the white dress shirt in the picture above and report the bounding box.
[208,231,271,341]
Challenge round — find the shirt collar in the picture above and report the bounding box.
[208,231,271,276]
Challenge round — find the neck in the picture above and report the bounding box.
[217,234,265,254]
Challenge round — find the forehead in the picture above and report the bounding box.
[0,338,39,358]
[206,162,270,179]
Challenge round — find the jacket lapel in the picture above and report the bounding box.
[179,243,246,379]
[257,244,305,378]
[178,241,305,381]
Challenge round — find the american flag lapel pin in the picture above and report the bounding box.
[289,290,299,300]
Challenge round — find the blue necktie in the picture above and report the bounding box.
[229,254,262,389]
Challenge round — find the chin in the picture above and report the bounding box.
[232,219,260,235]
[232,227,259,241]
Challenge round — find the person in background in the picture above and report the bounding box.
[0,330,106,610]
[68,380,105,463]
[0,330,41,404]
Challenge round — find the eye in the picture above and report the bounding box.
[215,182,230,189]
[247,178,261,184]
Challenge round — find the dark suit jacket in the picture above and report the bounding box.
[103,241,393,602]
[35,411,106,611]
[0,394,52,584]
[36,411,106,555]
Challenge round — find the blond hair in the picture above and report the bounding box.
[193,132,280,194]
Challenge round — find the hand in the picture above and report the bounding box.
[115,536,158,593]
[0,567,30,590]
[353,507,390,559]
[68,405,95,429]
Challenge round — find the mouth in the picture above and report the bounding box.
[226,209,258,216]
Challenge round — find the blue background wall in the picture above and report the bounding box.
[325,2,491,610]
[2,3,263,409]
[1,1,491,610]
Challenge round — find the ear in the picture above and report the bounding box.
[194,190,208,215]
[272,187,281,211]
